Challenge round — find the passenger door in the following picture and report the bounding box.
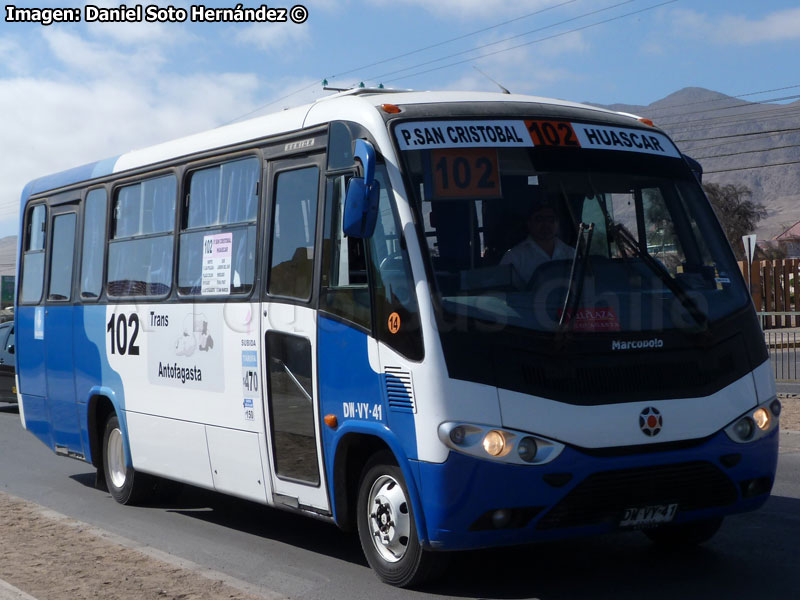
[261,155,329,513]
[44,204,81,452]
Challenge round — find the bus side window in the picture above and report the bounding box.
[319,175,371,329]
[80,189,107,299]
[48,213,77,301]
[268,166,320,300]
[20,204,47,304]
[178,157,259,296]
[368,166,423,361]
[107,175,176,298]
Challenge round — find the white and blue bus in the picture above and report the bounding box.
[16,89,780,586]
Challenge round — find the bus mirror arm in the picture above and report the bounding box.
[343,139,380,239]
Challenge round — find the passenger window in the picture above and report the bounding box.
[369,166,423,360]
[48,213,77,301]
[178,157,259,296]
[319,175,370,329]
[107,175,176,297]
[20,204,47,304]
[81,189,107,299]
[268,166,320,300]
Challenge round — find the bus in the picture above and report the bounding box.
[15,89,780,587]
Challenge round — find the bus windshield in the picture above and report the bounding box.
[398,126,748,334]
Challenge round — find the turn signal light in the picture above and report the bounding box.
[380,103,401,114]
[638,117,655,127]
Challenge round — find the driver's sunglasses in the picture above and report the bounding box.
[532,215,557,224]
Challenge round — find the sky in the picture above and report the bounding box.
[1,0,800,238]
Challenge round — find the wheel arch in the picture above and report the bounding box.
[86,387,124,469]
[330,424,429,546]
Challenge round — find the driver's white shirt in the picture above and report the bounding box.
[500,237,574,288]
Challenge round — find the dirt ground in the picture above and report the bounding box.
[1,398,798,600]
[778,394,800,431]
[0,492,277,600]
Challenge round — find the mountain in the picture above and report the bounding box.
[591,87,800,241]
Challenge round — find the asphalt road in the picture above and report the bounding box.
[1,403,799,600]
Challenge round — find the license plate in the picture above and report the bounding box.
[619,503,678,528]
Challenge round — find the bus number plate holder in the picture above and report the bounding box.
[619,503,678,528]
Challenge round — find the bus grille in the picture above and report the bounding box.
[384,368,416,413]
[536,461,738,530]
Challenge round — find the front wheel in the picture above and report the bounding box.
[643,516,723,548]
[356,453,447,587]
[102,414,152,505]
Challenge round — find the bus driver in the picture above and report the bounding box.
[501,200,574,288]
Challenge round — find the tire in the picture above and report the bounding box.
[356,452,447,587]
[102,414,152,505]
[643,517,723,548]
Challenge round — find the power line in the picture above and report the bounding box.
[693,143,800,160]
[655,94,800,126]
[330,0,582,80]
[223,0,584,124]
[661,104,800,134]
[644,84,800,117]
[382,1,679,85]
[662,108,800,139]
[366,0,638,82]
[685,129,800,153]
[704,159,800,175]
[673,126,800,143]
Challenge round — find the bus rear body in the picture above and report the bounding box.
[15,91,779,587]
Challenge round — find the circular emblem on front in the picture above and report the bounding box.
[639,407,662,437]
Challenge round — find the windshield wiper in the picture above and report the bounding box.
[558,222,594,333]
[610,221,709,330]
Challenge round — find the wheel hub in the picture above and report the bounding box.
[107,427,127,490]
[366,475,411,563]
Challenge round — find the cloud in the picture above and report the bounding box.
[0,70,261,232]
[674,7,800,44]
[369,0,559,20]
[234,21,310,52]
[42,28,167,77]
[0,37,32,76]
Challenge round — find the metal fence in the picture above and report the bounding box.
[764,329,800,382]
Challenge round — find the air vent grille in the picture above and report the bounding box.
[384,367,415,413]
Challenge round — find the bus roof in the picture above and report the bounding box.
[20,90,641,204]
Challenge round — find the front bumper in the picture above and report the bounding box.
[415,427,779,551]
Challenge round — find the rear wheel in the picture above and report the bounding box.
[102,414,152,505]
[643,517,723,548]
[356,452,447,587]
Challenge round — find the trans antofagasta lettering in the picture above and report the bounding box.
[400,124,525,147]
[158,362,202,384]
[611,338,664,351]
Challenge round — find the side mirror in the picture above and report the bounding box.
[343,139,380,238]
[7,345,13,355]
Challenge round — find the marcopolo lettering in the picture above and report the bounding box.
[611,338,664,351]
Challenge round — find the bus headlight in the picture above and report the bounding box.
[725,398,779,443]
[437,422,564,465]
[482,430,508,457]
[753,408,770,431]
